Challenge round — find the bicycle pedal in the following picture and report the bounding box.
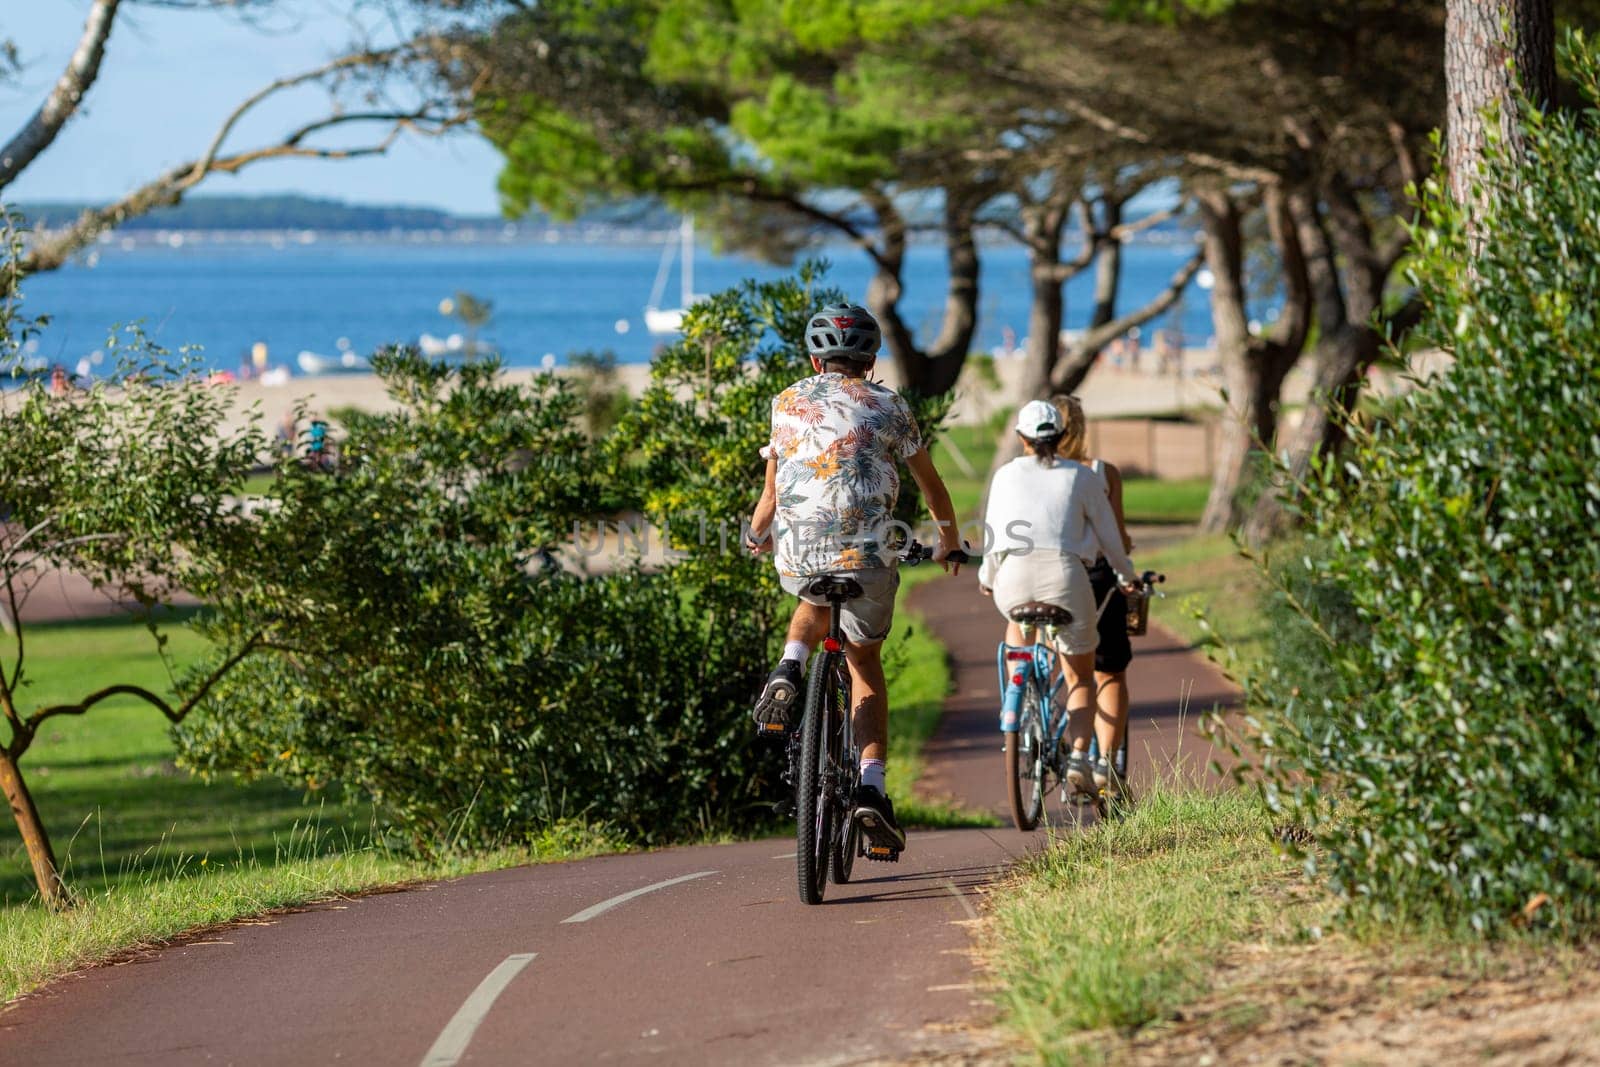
[864,845,900,863]
[772,799,795,818]
[755,721,790,737]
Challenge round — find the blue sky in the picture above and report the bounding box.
[0,1,506,214]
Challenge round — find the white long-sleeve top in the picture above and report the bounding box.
[978,456,1136,589]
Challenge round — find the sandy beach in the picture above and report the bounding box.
[223,346,1326,434]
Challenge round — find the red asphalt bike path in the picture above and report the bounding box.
[0,571,1234,1066]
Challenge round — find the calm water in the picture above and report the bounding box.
[16,235,1221,376]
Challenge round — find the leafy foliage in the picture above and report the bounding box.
[1244,32,1600,935]
[178,269,944,852]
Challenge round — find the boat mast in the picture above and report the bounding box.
[680,216,695,308]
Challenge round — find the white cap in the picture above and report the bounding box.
[1015,399,1064,439]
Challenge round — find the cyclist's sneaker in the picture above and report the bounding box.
[1093,756,1124,798]
[852,784,907,857]
[1065,751,1096,796]
[752,659,804,734]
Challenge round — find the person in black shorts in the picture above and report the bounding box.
[1051,395,1136,795]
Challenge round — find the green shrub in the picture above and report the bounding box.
[179,266,946,853]
[1254,537,1366,721]
[1246,32,1600,935]
[177,347,784,849]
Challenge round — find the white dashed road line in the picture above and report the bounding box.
[420,953,537,1067]
[560,870,719,924]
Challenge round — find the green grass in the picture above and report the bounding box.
[1142,534,1269,673]
[0,614,374,905]
[985,786,1310,1063]
[1120,478,1208,525]
[0,615,625,1001]
[885,565,996,829]
[928,420,1208,527]
[0,821,622,1002]
[929,421,1001,523]
[240,470,277,496]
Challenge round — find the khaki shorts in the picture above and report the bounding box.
[780,566,899,646]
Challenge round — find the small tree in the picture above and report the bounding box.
[0,305,265,908]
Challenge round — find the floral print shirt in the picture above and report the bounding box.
[765,372,922,577]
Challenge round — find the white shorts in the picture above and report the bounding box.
[991,549,1099,656]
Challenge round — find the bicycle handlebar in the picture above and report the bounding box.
[901,541,976,566]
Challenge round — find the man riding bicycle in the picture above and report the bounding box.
[746,303,962,854]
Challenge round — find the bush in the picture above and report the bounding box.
[176,348,781,849]
[1245,32,1600,935]
[1254,537,1366,721]
[179,266,947,853]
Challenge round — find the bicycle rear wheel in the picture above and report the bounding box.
[796,652,838,904]
[1005,682,1047,831]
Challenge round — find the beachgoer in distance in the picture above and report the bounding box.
[746,303,963,854]
[978,400,1136,797]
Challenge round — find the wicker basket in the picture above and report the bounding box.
[1125,587,1151,636]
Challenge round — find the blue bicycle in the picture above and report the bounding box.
[997,572,1162,828]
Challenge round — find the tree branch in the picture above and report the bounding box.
[1110,201,1184,241]
[0,0,122,193]
[23,629,265,737]
[182,48,405,186]
[22,106,462,274]
[1054,97,1279,186]
[1050,246,1204,392]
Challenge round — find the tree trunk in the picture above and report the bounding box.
[0,746,66,909]
[1445,0,1555,205]
[888,189,983,397]
[1239,179,1396,545]
[1017,203,1069,401]
[1197,190,1265,534]
[1239,328,1374,545]
[1194,187,1310,533]
[0,0,122,193]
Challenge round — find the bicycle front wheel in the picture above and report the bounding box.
[795,652,838,904]
[1005,682,1047,831]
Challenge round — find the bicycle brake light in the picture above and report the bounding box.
[1005,650,1033,662]
[823,637,843,653]
[1010,671,1025,686]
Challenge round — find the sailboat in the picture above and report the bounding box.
[644,216,707,335]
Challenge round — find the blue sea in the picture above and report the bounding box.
[14,234,1219,376]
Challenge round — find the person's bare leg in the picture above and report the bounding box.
[1004,619,1026,646]
[754,602,830,726]
[786,601,829,647]
[844,640,888,763]
[1062,651,1097,753]
[1093,670,1128,762]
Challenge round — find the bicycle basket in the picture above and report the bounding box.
[1125,587,1150,636]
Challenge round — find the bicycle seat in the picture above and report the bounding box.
[803,575,865,601]
[1009,601,1073,626]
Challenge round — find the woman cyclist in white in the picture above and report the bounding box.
[979,400,1137,795]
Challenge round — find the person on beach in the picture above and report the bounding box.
[978,399,1136,797]
[1051,393,1138,797]
[746,303,963,854]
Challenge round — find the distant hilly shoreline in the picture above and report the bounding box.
[9,194,682,233]
[11,193,1194,241]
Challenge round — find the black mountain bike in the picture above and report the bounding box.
[787,541,971,905]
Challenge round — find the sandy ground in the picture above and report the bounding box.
[221,347,1291,436]
[1119,938,1600,1066]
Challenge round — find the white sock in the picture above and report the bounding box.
[860,758,885,792]
[781,639,810,665]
